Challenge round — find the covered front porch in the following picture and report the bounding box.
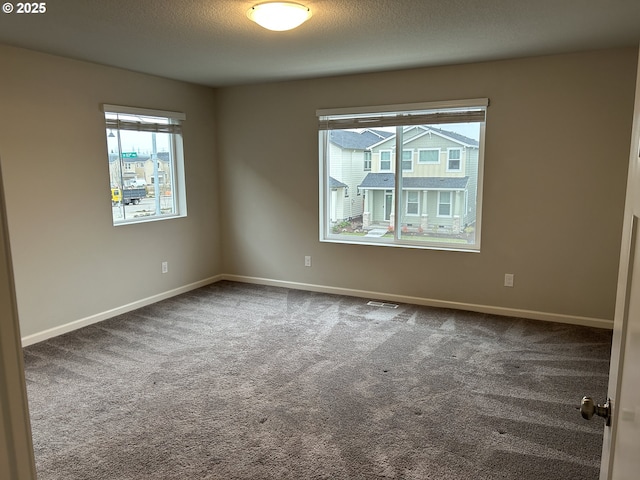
[360,188,465,235]
[357,172,470,234]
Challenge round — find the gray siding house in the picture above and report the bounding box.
[327,128,392,222]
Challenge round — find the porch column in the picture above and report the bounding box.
[452,191,462,233]
[330,189,338,222]
[389,191,395,226]
[362,190,371,228]
[421,190,428,231]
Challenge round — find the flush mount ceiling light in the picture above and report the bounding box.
[247,2,312,31]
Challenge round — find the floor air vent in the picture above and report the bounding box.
[367,301,399,309]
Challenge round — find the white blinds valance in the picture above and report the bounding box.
[105,118,182,134]
[103,104,185,134]
[317,98,488,130]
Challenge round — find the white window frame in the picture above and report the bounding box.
[318,98,487,252]
[418,148,440,164]
[447,148,462,172]
[379,150,392,171]
[437,191,453,218]
[406,190,420,216]
[364,151,372,171]
[103,104,187,226]
[402,149,414,172]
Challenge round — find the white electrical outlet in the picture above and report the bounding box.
[162,261,168,274]
[304,256,311,267]
[504,273,514,287]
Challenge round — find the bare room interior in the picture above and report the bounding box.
[1,1,640,479]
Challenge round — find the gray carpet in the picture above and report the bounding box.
[23,280,612,479]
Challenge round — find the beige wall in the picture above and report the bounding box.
[0,45,637,342]
[0,45,222,338]
[217,48,638,322]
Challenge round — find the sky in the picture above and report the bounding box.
[106,130,171,155]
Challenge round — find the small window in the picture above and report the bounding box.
[364,151,372,171]
[406,191,419,215]
[402,150,413,171]
[380,150,392,171]
[438,191,452,217]
[447,148,462,172]
[104,105,187,225]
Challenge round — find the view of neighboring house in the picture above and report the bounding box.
[108,152,172,189]
[327,129,393,222]
[360,125,480,234]
[328,125,480,235]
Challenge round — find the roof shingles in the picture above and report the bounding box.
[329,129,393,150]
[359,173,469,189]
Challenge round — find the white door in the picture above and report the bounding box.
[597,47,640,480]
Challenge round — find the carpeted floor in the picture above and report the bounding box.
[23,281,612,479]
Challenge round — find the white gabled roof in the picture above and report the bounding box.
[366,125,479,150]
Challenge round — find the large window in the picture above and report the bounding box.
[318,99,487,251]
[104,105,187,225]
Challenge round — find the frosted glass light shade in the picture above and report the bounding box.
[247,2,312,31]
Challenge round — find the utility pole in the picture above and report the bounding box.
[152,133,160,215]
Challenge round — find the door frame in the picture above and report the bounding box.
[0,157,37,479]
[599,45,640,480]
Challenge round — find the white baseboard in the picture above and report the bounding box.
[21,275,224,347]
[222,274,614,330]
[22,272,613,346]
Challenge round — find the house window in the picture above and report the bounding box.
[447,148,462,171]
[418,148,440,164]
[104,104,187,225]
[406,191,419,215]
[318,98,487,251]
[380,150,392,171]
[364,151,372,171]
[438,191,452,217]
[402,150,413,171]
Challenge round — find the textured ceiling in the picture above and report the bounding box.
[0,0,638,87]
